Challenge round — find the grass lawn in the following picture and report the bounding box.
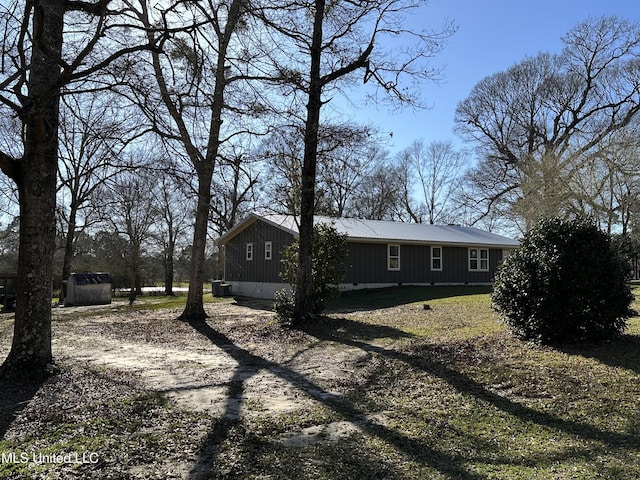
[299,286,640,479]
[1,285,640,479]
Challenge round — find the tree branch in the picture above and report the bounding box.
[65,0,110,14]
[0,151,20,183]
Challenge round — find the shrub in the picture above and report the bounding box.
[491,217,634,345]
[273,288,296,326]
[274,222,348,324]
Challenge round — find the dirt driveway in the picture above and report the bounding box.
[0,299,413,478]
[55,300,381,430]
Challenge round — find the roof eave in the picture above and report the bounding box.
[346,236,519,248]
[217,214,260,245]
[218,213,300,245]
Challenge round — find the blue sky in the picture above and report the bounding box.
[337,0,640,154]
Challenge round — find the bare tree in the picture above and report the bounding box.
[349,162,400,220]
[455,16,640,230]
[258,122,387,217]
[0,0,161,377]
[455,155,525,234]
[0,111,20,219]
[56,91,143,302]
[317,124,387,217]
[134,0,260,321]
[568,126,640,234]
[257,126,305,215]
[210,146,260,236]
[395,140,465,224]
[257,0,454,322]
[392,151,421,223]
[152,173,193,296]
[0,217,19,274]
[102,170,158,300]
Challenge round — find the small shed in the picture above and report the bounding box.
[65,272,112,306]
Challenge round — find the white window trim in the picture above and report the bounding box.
[431,246,443,271]
[468,247,489,271]
[265,241,272,261]
[388,244,400,271]
[246,243,254,261]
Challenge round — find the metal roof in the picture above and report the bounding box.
[220,213,520,248]
[68,273,112,285]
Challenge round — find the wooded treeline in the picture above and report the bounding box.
[0,1,639,374]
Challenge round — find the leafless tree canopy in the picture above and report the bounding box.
[455,16,640,231]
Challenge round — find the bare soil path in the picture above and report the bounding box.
[0,298,408,478]
[49,301,372,419]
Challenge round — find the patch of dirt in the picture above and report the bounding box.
[1,300,384,478]
[47,302,371,418]
[279,420,365,447]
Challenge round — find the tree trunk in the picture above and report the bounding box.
[59,203,78,303]
[179,170,213,321]
[1,1,64,378]
[129,242,142,299]
[292,0,325,324]
[177,0,244,322]
[164,238,175,296]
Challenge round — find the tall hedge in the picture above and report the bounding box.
[491,217,634,344]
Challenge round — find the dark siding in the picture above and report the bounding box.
[224,220,295,283]
[344,242,503,284]
[438,246,502,283]
[224,220,506,285]
[345,243,394,284]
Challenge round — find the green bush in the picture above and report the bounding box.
[491,217,634,345]
[273,288,296,326]
[274,222,348,324]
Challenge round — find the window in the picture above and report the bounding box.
[469,248,489,271]
[388,244,400,271]
[431,246,442,271]
[265,241,272,261]
[246,243,253,261]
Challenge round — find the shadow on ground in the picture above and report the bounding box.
[559,333,640,375]
[228,285,493,315]
[302,315,415,342]
[326,285,493,313]
[185,312,638,479]
[229,296,274,311]
[186,317,483,480]
[0,375,46,439]
[306,319,638,448]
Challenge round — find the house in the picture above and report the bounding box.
[217,213,520,299]
[64,272,113,306]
